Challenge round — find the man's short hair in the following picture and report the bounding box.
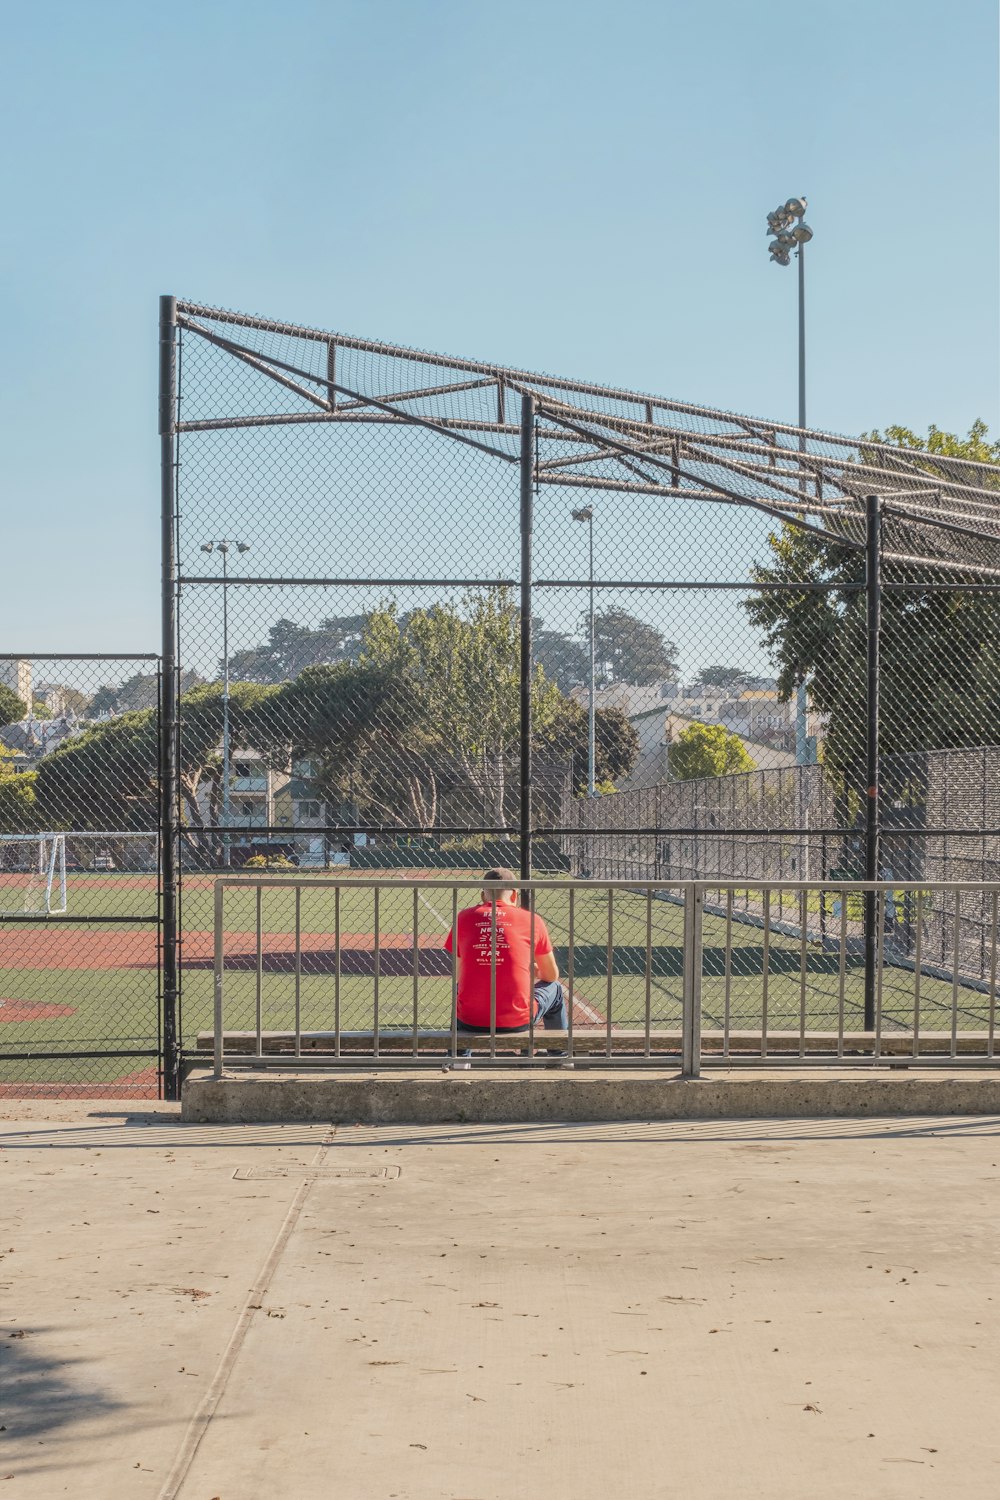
[482,867,516,892]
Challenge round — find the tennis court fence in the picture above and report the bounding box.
[200,876,1000,1081]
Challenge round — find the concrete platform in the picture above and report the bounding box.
[182,1064,1000,1124]
[3,1104,1000,1497]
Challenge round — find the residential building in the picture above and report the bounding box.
[194,747,290,841]
[0,659,31,709]
[272,759,328,832]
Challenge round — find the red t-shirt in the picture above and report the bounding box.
[444,902,554,1028]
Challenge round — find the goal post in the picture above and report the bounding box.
[0,833,68,915]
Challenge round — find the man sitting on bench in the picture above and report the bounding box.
[444,869,568,1058]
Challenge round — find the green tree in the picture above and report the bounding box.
[745,421,1000,783]
[558,703,639,795]
[90,670,201,718]
[267,661,435,825]
[0,745,36,833]
[360,589,566,827]
[533,626,588,693]
[34,711,159,831]
[863,420,1000,466]
[0,685,26,728]
[590,608,678,686]
[697,665,750,693]
[228,615,367,683]
[34,681,281,837]
[668,722,756,780]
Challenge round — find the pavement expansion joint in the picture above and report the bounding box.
[232,1163,401,1180]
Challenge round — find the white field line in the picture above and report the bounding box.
[571,991,604,1024]
[417,889,451,932]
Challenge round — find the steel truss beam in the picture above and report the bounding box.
[174,301,1000,572]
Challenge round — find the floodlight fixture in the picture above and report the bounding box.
[785,197,807,216]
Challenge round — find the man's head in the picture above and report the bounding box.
[482,867,517,905]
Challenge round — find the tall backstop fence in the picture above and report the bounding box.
[158,297,1000,1094]
[4,298,1000,1097]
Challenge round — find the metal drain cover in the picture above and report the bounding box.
[233,1164,401,1180]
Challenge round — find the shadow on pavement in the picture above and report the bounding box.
[0,1328,124,1467]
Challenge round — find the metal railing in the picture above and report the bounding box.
[204,878,1000,1079]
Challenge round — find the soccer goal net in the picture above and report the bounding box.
[0,833,68,915]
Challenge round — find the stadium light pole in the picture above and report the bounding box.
[767,198,815,785]
[572,505,597,797]
[766,196,813,437]
[200,540,250,866]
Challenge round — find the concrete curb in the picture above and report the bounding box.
[181,1067,1000,1124]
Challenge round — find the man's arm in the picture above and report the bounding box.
[534,949,559,983]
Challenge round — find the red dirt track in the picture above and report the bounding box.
[0,930,447,969]
[0,1067,159,1099]
[0,1000,77,1022]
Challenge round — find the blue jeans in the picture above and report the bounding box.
[457,981,568,1051]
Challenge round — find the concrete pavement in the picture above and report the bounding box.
[2,1104,1000,1497]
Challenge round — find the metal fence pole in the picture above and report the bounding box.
[864,492,882,1030]
[213,880,224,1080]
[159,294,180,1100]
[681,882,703,1078]
[519,393,535,884]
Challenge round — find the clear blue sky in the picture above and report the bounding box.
[1,0,997,656]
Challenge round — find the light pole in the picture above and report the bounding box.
[572,505,597,797]
[200,539,250,865]
[766,196,813,435]
[767,197,814,776]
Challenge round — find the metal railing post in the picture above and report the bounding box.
[681,882,703,1078]
[159,293,180,1100]
[863,492,882,1030]
[213,879,224,1080]
[519,393,535,884]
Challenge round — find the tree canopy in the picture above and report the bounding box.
[357,590,566,827]
[228,616,367,684]
[745,420,1000,782]
[24,588,641,838]
[0,685,26,729]
[90,670,201,718]
[668,722,756,781]
[696,665,750,693]
[0,746,36,833]
[591,608,678,686]
[533,627,589,693]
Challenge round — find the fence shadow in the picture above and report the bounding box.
[187,941,865,979]
[0,1327,125,1466]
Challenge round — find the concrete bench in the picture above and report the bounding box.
[196,1028,995,1057]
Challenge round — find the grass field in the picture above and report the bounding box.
[3,870,994,1094]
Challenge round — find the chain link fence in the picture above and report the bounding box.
[155,298,1000,1088]
[0,655,162,1097]
[8,301,999,1094]
[3,301,995,1092]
